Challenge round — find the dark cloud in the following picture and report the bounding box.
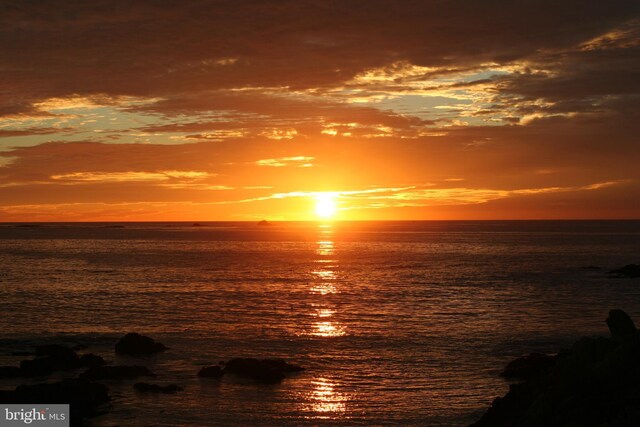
[1,0,637,102]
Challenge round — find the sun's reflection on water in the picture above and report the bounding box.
[305,377,348,416]
[313,321,346,337]
[316,240,335,256]
[309,224,346,336]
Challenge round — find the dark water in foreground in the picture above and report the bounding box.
[1,220,639,426]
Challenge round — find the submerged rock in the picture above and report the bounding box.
[79,353,107,368]
[80,365,155,380]
[198,366,224,378]
[115,333,167,355]
[608,264,640,278]
[500,352,558,379]
[134,382,183,394]
[472,309,640,427]
[223,358,304,384]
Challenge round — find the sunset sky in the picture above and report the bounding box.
[1,1,638,221]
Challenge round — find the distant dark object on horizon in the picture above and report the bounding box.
[472,309,640,426]
[115,333,167,355]
[257,220,271,226]
[192,222,205,227]
[608,264,640,278]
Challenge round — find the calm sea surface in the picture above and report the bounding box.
[1,221,639,426]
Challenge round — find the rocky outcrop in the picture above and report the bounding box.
[608,264,640,278]
[606,308,637,339]
[472,309,640,427]
[79,353,107,368]
[223,358,304,384]
[198,365,224,378]
[114,333,167,356]
[0,379,109,425]
[500,353,558,380]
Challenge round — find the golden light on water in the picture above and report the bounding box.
[314,320,346,337]
[308,224,347,337]
[306,378,348,416]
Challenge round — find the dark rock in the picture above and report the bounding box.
[260,358,305,373]
[257,220,271,226]
[20,358,54,377]
[0,379,109,424]
[80,365,155,380]
[607,309,637,340]
[608,264,640,278]
[18,345,82,376]
[223,358,304,384]
[35,344,73,357]
[500,353,558,379]
[115,333,167,355]
[79,353,107,368]
[0,366,21,378]
[134,382,183,394]
[472,310,640,427]
[34,344,80,369]
[198,366,224,378]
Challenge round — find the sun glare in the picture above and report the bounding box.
[315,193,337,219]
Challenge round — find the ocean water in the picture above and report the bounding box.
[0,220,639,426]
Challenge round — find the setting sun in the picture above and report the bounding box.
[315,193,337,219]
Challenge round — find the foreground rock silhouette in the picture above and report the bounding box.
[0,379,109,425]
[500,352,559,380]
[472,309,640,427]
[115,333,167,355]
[1,345,107,378]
